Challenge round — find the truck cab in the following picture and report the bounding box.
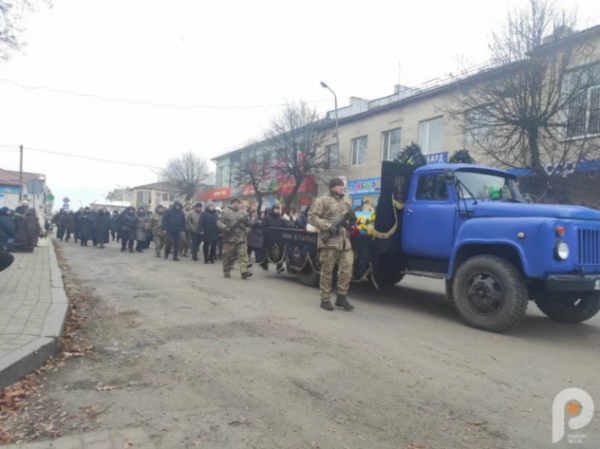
[400,163,600,332]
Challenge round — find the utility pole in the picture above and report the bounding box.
[19,145,23,202]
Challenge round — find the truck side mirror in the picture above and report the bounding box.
[443,168,456,185]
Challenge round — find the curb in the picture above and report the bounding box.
[0,239,69,390]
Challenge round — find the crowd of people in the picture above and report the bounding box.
[48,200,308,267]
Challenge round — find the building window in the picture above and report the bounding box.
[169,193,175,201]
[415,174,449,201]
[419,117,443,154]
[326,144,339,169]
[567,87,600,139]
[382,128,401,161]
[466,107,496,145]
[216,166,225,188]
[162,193,168,201]
[351,136,368,166]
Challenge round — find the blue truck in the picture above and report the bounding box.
[261,162,600,333]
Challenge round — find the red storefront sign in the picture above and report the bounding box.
[197,187,231,201]
[278,174,315,195]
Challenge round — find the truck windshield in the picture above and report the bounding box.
[455,171,524,202]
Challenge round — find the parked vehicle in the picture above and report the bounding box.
[261,161,600,333]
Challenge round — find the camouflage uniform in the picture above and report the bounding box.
[186,208,203,258]
[150,210,166,257]
[217,206,250,275]
[308,192,356,301]
[181,205,192,256]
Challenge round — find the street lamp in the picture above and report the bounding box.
[320,81,340,168]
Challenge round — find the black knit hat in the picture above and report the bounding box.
[329,177,345,189]
[230,197,241,204]
[195,202,203,208]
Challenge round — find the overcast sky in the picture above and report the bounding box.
[1,0,600,208]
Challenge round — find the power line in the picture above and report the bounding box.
[0,144,163,169]
[0,78,331,110]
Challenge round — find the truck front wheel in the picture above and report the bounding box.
[535,292,600,323]
[453,255,528,333]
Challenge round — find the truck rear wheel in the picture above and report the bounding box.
[535,292,600,323]
[297,265,320,287]
[453,255,528,333]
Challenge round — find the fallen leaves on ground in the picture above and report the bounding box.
[123,440,134,447]
[95,385,118,392]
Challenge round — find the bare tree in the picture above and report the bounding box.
[263,102,327,210]
[0,0,48,61]
[162,152,212,201]
[232,142,275,213]
[449,0,600,181]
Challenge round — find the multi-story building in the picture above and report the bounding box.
[0,168,53,215]
[212,24,600,211]
[131,181,182,212]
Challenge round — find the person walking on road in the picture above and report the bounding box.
[217,198,252,279]
[150,205,166,257]
[78,208,94,247]
[62,210,74,242]
[180,202,192,257]
[55,209,66,240]
[0,207,16,250]
[162,201,186,261]
[119,207,138,253]
[94,208,111,248]
[187,202,203,261]
[199,201,219,263]
[135,207,150,253]
[261,204,288,273]
[247,211,263,263]
[110,210,119,241]
[73,207,83,243]
[308,177,357,311]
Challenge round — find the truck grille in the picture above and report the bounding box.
[577,228,600,265]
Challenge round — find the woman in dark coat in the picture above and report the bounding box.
[55,210,66,240]
[78,208,94,247]
[110,210,119,241]
[94,208,112,248]
[134,208,149,253]
[199,201,219,263]
[0,207,16,250]
[120,207,138,253]
[7,208,40,252]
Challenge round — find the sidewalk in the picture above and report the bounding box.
[0,240,69,390]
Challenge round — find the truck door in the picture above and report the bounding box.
[402,172,456,260]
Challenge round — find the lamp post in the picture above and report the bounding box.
[320,81,340,168]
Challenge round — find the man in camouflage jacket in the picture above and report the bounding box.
[217,198,253,279]
[150,205,166,257]
[308,177,357,311]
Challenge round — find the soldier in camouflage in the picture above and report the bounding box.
[150,205,166,257]
[308,177,357,311]
[180,202,192,257]
[217,198,253,279]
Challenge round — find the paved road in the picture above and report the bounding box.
[28,241,600,448]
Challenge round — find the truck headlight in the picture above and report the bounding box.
[554,241,569,260]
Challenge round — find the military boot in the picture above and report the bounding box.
[320,300,334,311]
[335,294,354,310]
[224,273,231,278]
[241,271,253,280]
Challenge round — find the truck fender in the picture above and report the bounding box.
[447,240,529,279]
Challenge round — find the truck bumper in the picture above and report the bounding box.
[546,275,600,291]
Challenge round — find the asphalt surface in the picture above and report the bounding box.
[33,241,600,448]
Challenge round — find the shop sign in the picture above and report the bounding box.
[198,187,231,201]
[426,152,448,164]
[0,186,20,194]
[348,177,380,196]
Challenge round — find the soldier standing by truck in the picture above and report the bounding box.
[217,198,253,280]
[308,177,356,311]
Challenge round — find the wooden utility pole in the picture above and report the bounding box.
[19,145,23,202]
